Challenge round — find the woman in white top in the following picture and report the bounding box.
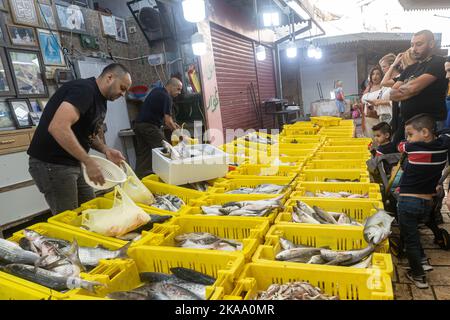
[361,66,385,138]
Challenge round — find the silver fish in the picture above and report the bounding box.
[275,248,321,261]
[1,263,104,292]
[0,239,40,265]
[348,255,373,268]
[292,208,320,224]
[279,237,297,250]
[175,232,219,245]
[363,208,395,245]
[159,282,202,300]
[320,245,375,266]
[201,205,223,215]
[23,229,70,250]
[61,241,130,267]
[313,206,338,224]
[307,255,327,264]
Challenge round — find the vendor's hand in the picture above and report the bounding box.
[105,148,126,166]
[84,157,105,186]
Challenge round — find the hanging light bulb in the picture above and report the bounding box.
[191,32,206,56]
[286,42,297,58]
[256,45,266,61]
[307,43,316,58]
[182,0,205,23]
[314,47,322,59]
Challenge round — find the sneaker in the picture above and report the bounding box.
[402,264,434,272]
[405,271,429,289]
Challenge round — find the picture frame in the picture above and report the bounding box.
[7,24,38,47]
[0,100,16,131]
[8,98,32,128]
[99,13,116,38]
[114,16,128,43]
[37,29,65,66]
[0,0,8,12]
[55,0,87,34]
[29,111,42,126]
[0,12,8,46]
[7,48,48,98]
[0,48,15,97]
[8,0,39,27]
[29,99,41,112]
[37,98,48,110]
[37,2,58,30]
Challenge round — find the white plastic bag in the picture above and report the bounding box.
[81,186,150,237]
[121,161,155,205]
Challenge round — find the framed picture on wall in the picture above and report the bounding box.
[29,111,42,126]
[37,98,48,110]
[0,48,16,97]
[0,100,16,131]
[37,29,65,66]
[29,99,41,112]
[38,2,58,30]
[0,12,8,46]
[0,0,8,12]
[8,0,39,27]
[55,0,87,34]
[7,24,38,47]
[114,16,128,43]
[99,13,117,38]
[7,48,48,98]
[8,98,32,128]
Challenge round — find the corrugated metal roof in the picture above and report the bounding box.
[399,0,450,11]
[292,32,442,48]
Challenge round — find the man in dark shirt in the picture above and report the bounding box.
[390,30,449,146]
[134,78,183,178]
[27,63,132,214]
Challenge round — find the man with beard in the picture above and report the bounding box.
[27,63,132,214]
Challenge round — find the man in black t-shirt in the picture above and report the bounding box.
[390,30,449,146]
[27,63,132,214]
[134,78,183,178]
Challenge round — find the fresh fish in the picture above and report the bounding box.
[324,179,360,182]
[175,232,219,245]
[363,208,395,245]
[292,208,320,224]
[320,245,375,266]
[275,248,321,261]
[313,206,338,224]
[140,272,175,283]
[280,237,297,250]
[23,229,71,250]
[348,255,373,268]
[170,267,216,285]
[1,264,104,292]
[256,282,338,300]
[337,213,351,225]
[201,205,223,215]
[152,195,184,212]
[18,238,35,253]
[0,239,40,265]
[219,205,241,215]
[159,282,202,300]
[307,255,327,264]
[107,290,153,300]
[203,197,282,217]
[162,140,182,160]
[226,187,256,194]
[295,201,316,216]
[42,240,85,277]
[61,241,131,267]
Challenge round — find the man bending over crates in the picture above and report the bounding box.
[27,63,132,215]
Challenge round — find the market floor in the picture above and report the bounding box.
[392,200,450,300]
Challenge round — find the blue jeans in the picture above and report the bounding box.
[29,157,95,215]
[397,196,432,277]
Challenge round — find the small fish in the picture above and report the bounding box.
[61,241,131,267]
[363,208,395,245]
[275,248,321,261]
[320,245,375,266]
[201,205,223,215]
[159,282,202,300]
[348,255,373,268]
[170,267,216,285]
[292,207,320,224]
[0,239,40,265]
[279,237,297,250]
[313,206,338,224]
[307,255,327,264]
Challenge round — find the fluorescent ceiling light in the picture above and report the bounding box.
[191,32,206,56]
[182,0,206,23]
[256,45,266,61]
[286,42,297,58]
[263,12,280,27]
[286,0,310,20]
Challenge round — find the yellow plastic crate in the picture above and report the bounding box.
[219,143,270,158]
[276,198,383,224]
[313,152,371,160]
[319,132,355,138]
[127,245,246,300]
[243,155,308,166]
[320,146,369,153]
[279,135,326,144]
[235,138,272,153]
[104,179,205,216]
[276,143,322,151]
[304,159,368,170]
[277,148,317,157]
[252,224,392,276]
[325,138,372,146]
[0,272,59,300]
[281,126,320,136]
[209,177,294,194]
[294,182,382,200]
[47,197,174,246]
[226,263,393,300]
[338,119,356,127]
[185,194,288,223]
[133,215,270,260]
[226,164,301,179]
[310,116,342,127]
[299,169,370,183]
[141,174,225,189]
[2,223,143,299]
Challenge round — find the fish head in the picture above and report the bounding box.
[23,229,40,240]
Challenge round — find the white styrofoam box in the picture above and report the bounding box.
[152,144,229,185]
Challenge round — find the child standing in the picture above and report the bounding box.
[371,122,397,176]
[334,80,345,117]
[397,114,450,289]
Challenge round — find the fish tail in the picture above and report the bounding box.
[117,241,132,258]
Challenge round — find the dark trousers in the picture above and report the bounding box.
[134,122,166,179]
[397,196,432,277]
[28,157,95,215]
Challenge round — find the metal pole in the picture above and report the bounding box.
[275,44,283,98]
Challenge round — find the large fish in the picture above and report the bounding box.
[170,267,216,285]
[275,248,321,261]
[363,208,395,245]
[1,264,104,292]
[62,241,131,267]
[320,245,375,266]
[23,229,70,251]
[0,239,40,265]
[313,206,338,224]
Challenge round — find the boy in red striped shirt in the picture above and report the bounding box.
[397,113,450,289]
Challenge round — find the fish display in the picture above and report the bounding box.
[363,207,395,245]
[107,267,216,300]
[115,214,173,241]
[161,141,214,160]
[304,191,368,198]
[244,133,277,145]
[324,178,360,182]
[201,196,283,217]
[175,232,243,251]
[152,195,185,212]
[290,201,363,226]
[256,282,339,300]
[0,238,40,265]
[226,184,286,194]
[181,182,210,192]
[274,237,374,268]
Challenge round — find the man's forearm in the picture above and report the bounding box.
[91,135,109,154]
[390,86,415,101]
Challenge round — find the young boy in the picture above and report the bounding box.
[371,122,397,176]
[397,113,450,289]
